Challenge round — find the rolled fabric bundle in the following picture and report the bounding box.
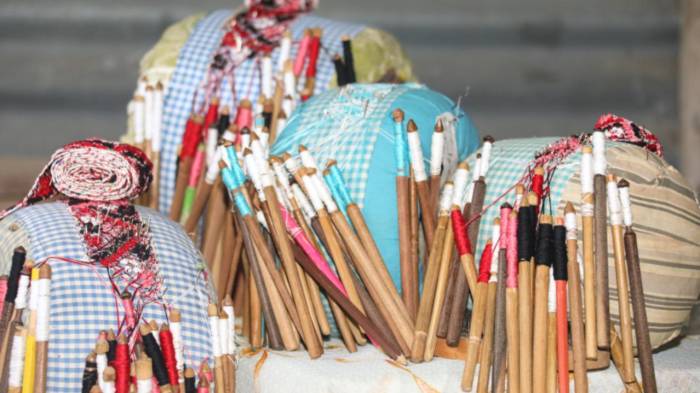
[121,0,417,214]
[0,140,216,392]
[463,117,700,349]
[272,83,480,294]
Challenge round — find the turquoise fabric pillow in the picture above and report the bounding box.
[272,83,480,290]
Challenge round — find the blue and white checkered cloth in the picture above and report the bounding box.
[0,202,214,392]
[272,83,413,207]
[158,10,365,213]
[466,137,580,259]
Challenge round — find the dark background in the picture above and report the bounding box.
[0,0,681,197]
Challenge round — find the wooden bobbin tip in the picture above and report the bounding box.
[534,165,545,175]
[515,183,525,196]
[392,108,404,122]
[208,303,219,317]
[139,323,152,336]
[103,366,116,382]
[582,144,593,154]
[406,119,418,132]
[223,294,234,307]
[434,119,444,133]
[618,178,629,188]
[539,214,553,225]
[565,202,576,214]
[95,339,109,355]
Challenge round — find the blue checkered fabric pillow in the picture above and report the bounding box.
[158,10,366,213]
[0,202,214,392]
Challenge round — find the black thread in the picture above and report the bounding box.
[81,356,97,393]
[106,337,116,363]
[517,207,532,261]
[535,222,553,267]
[217,112,230,138]
[342,39,356,83]
[333,55,347,86]
[141,330,170,387]
[526,206,538,260]
[553,224,568,280]
[5,247,26,303]
[185,372,196,393]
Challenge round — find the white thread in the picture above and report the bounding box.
[299,149,318,169]
[218,316,230,356]
[284,69,296,98]
[96,353,108,391]
[489,222,501,282]
[581,149,593,194]
[275,184,291,210]
[8,333,25,388]
[223,305,236,355]
[241,133,251,150]
[302,175,324,212]
[277,34,292,72]
[592,131,607,175]
[480,141,492,177]
[257,211,269,230]
[313,175,338,213]
[244,153,264,197]
[565,211,577,240]
[437,113,459,183]
[293,184,316,219]
[548,273,556,312]
[14,274,29,309]
[282,97,295,119]
[209,315,222,357]
[451,165,469,207]
[152,86,163,152]
[439,183,454,213]
[170,321,185,379]
[222,130,236,143]
[250,139,270,174]
[102,380,115,393]
[144,88,154,141]
[472,157,481,181]
[133,97,145,144]
[261,56,273,99]
[205,130,218,169]
[28,273,39,311]
[205,147,224,184]
[407,131,427,181]
[430,131,444,176]
[258,130,269,151]
[136,78,147,96]
[607,180,622,226]
[271,161,292,195]
[277,117,288,134]
[581,203,594,217]
[284,155,301,175]
[619,185,633,227]
[137,378,152,393]
[35,276,50,341]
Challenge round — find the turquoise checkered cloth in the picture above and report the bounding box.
[272,83,414,207]
[467,137,581,258]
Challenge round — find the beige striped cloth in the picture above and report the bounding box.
[558,143,700,349]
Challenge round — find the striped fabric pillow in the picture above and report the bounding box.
[470,137,700,349]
